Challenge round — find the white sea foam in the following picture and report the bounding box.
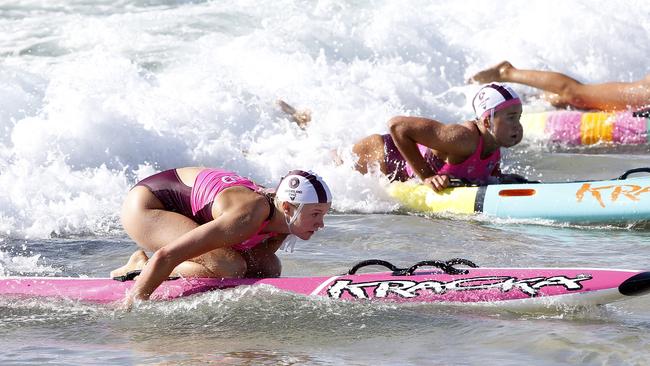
[0,248,59,276]
[0,0,648,238]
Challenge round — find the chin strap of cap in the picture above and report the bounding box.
[279,203,304,253]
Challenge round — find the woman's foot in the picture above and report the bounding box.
[277,99,312,129]
[469,61,514,84]
[110,250,149,278]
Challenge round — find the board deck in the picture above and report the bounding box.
[2,267,649,310]
[388,175,650,223]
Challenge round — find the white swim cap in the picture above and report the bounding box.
[472,83,521,120]
[276,170,332,204]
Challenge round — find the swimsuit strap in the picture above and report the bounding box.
[434,122,499,183]
[257,219,271,232]
[263,193,275,221]
[473,121,482,135]
[473,123,486,158]
[254,187,276,221]
[230,218,278,252]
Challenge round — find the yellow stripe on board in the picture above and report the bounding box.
[519,112,548,140]
[386,182,478,214]
[580,112,615,145]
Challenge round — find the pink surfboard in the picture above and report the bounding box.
[521,110,649,146]
[2,260,649,310]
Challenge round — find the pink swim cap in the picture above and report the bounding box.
[472,83,521,120]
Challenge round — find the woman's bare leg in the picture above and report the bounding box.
[109,248,247,279]
[470,61,650,110]
[470,61,583,95]
[241,245,282,278]
[351,134,388,175]
[120,187,199,251]
[568,79,650,110]
[112,186,247,278]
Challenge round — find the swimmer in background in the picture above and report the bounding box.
[469,61,650,112]
[279,83,527,192]
[111,167,332,305]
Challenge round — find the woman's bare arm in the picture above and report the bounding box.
[388,116,476,180]
[127,194,269,301]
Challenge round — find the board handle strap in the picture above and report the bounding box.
[347,258,479,276]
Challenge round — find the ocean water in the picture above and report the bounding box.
[1,0,649,365]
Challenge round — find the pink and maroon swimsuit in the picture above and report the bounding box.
[383,125,500,183]
[135,168,277,251]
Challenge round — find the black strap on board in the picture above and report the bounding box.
[617,167,650,180]
[347,258,479,276]
[632,108,650,118]
[112,270,179,282]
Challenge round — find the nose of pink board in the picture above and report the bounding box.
[524,110,649,145]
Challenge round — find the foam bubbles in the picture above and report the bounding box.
[0,157,127,238]
[0,0,648,239]
[0,249,59,276]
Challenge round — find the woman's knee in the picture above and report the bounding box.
[246,253,282,278]
[560,82,596,106]
[262,254,282,277]
[199,249,248,278]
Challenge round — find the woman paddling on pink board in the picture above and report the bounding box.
[280,83,527,192]
[111,168,332,303]
[469,61,650,112]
